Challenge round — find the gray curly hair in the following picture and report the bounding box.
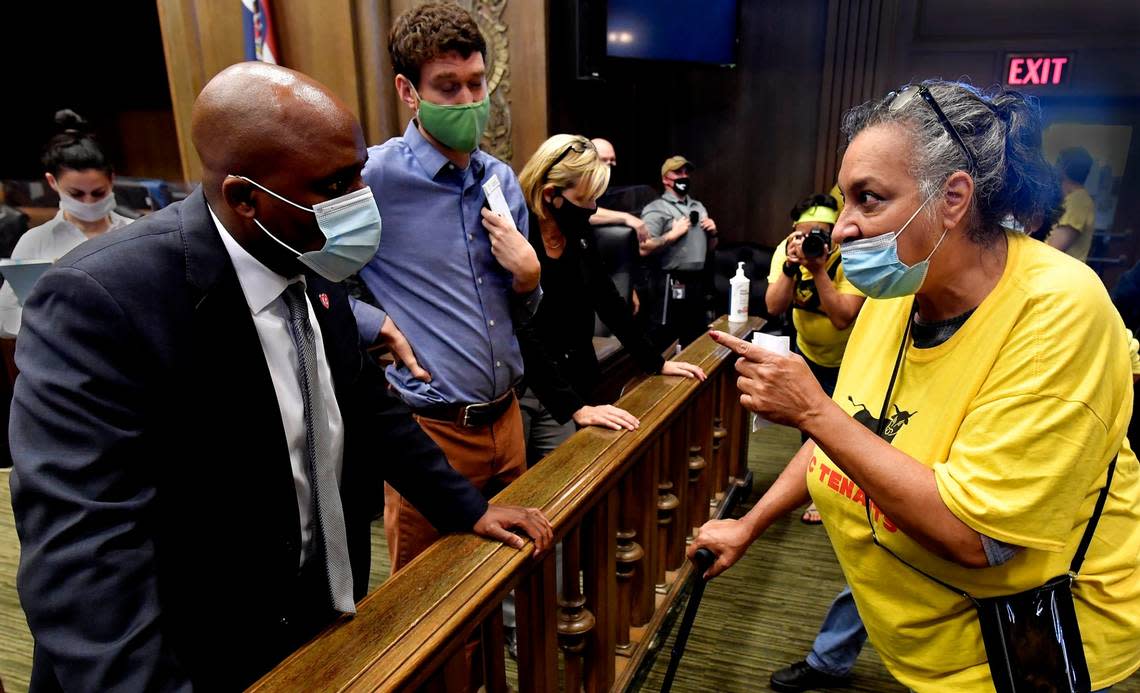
[841,80,1062,244]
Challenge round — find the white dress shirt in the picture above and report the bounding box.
[0,209,133,337]
[211,207,345,566]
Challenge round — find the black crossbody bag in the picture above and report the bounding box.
[862,302,1117,692]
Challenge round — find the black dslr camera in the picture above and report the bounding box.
[800,227,831,259]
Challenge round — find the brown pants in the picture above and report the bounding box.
[384,394,527,572]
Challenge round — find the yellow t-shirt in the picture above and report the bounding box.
[809,231,1140,691]
[767,240,863,368]
[1053,187,1096,262]
[1129,329,1140,376]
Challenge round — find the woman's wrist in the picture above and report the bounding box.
[797,396,841,445]
[782,261,798,278]
[742,495,784,542]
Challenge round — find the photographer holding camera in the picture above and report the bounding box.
[766,193,865,523]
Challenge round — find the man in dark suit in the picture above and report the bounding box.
[9,62,551,692]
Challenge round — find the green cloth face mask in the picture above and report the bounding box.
[411,83,490,153]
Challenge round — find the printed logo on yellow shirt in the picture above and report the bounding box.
[847,396,916,443]
[807,453,899,533]
[806,395,917,536]
[792,256,841,315]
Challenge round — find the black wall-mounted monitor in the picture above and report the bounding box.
[606,0,738,66]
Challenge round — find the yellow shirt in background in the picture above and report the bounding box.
[1128,329,1139,376]
[1053,187,1096,262]
[808,232,1140,691]
[768,240,863,368]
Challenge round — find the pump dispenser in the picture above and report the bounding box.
[729,261,749,323]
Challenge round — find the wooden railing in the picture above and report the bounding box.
[251,316,762,692]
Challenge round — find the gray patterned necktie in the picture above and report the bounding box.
[281,282,355,615]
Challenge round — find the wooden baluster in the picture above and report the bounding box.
[735,388,751,481]
[727,374,747,484]
[583,491,618,692]
[687,442,708,533]
[634,446,658,625]
[420,651,467,693]
[697,386,716,526]
[716,369,734,494]
[481,609,508,693]
[516,552,558,693]
[655,436,679,593]
[668,417,690,571]
[558,527,594,693]
[615,472,644,656]
[721,362,749,485]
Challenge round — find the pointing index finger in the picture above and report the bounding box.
[709,330,772,363]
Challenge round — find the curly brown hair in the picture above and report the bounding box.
[388,3,487,88]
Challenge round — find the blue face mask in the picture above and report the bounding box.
[840,193,947,299]
[235,176,382,282]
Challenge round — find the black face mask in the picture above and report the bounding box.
[672,177,691,195]
[548,195,595,240]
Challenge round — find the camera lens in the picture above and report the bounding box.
[801,227,829,259]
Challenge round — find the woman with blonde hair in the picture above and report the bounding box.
[507,134,705,465]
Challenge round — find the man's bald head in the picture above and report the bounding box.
[591,138,616,167]
[191,62,362,189]
[191,63,370,277]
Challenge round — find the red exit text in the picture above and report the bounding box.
[1006,55,1071,87]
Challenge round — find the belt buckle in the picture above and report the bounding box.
[461,401,488,428]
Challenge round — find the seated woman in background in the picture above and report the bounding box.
[0,110,132,337]
[499,134,705,467]
[766,193,866,524]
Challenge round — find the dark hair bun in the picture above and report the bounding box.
[42,109,110,177]
[984,89,1062,233]
[53,109,90,135]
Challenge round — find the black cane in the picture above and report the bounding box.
[660,471,753,693]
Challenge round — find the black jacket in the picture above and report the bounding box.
[10,187,487,691]
[518,214,664,423]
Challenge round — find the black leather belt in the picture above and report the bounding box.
[413,390,516,428]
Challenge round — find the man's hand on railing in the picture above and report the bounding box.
[572,404,641,431]
[473,504,554,554]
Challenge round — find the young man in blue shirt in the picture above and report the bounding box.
[352,2,542,571]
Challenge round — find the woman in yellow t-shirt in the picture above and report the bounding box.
[767,194,865,524]
[766,194,866,385]
[691,79,1140,692]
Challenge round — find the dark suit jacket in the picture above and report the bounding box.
[9,187,488,691]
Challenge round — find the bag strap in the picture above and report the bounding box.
[1070,454,1117,575]
[873,300,916,439]
[862,302,977,601]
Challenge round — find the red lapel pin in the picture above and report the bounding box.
[319,293,330,309]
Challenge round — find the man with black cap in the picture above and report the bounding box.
[640,155,718,346]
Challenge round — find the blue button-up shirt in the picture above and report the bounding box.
[355,121,539,409]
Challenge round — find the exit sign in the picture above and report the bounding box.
[1005,54,1072,87]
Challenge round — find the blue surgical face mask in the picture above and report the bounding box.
[840,192,947,299]
[235,176,382,282]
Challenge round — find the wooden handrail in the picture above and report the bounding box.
[251,316,761,692]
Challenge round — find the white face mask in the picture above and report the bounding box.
[59,190,117,223]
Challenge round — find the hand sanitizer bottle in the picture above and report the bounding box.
[729,261,749,323]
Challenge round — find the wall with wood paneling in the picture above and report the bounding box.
[156,0,547,183]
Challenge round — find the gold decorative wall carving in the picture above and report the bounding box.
[459,0,513,162]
